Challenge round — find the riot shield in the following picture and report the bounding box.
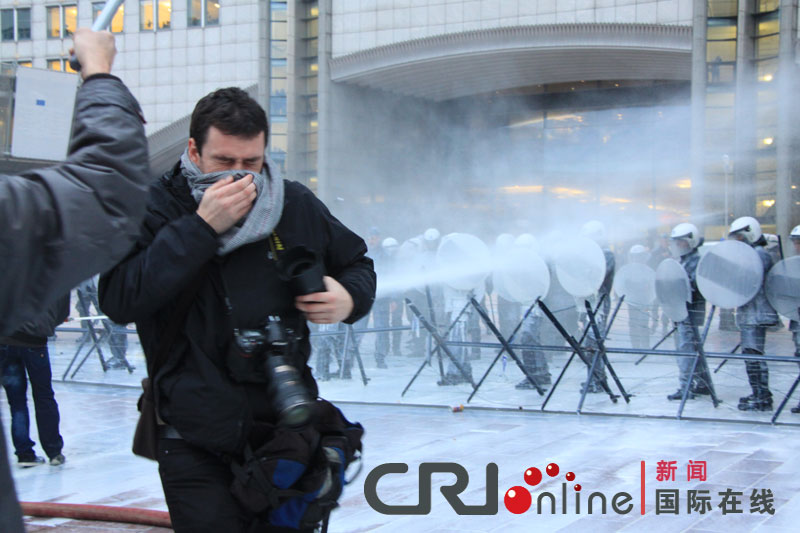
[697,240,763,309]
[614,263,657,307]
[554,236,606,298]
[766,256,800,321]
[493,245,551,306]
[655,258,691,322]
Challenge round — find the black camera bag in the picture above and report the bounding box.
[228,399,363,531]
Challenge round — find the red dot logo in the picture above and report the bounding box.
[546,463,560,477]
[574,484,582,492]
[565,472,575,482]
[524,467,542,486]
[504,486,532,514]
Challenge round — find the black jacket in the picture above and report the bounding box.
[0,294,70,347]
[0,75,149,336]
[99,163,375,454]
[0,74,148,533]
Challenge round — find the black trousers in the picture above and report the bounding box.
[157,438,315,533]
[0,422,25,533]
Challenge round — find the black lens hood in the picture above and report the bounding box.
[276,246,327,296]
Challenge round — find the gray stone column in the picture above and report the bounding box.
[286,1,301,184]
[317,0,332,202]
[776,0,798,243]
[690,0,708,228]
[257,1,269,116]
[733,0,756,221]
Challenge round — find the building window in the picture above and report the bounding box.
[188,0,220,27]
[47,4,78,40]
[1,8,31,41]
[757,0,780,12]
[17,60,32,68]
[140,0,172,31]
[47,58,77,73]
[92,2,124,33]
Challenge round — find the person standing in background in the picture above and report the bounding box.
[0,295,69,467]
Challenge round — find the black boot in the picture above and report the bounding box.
[515,376,550,390]
[668,389,695,401]
[581,380,605,394]
[515,378,536,390]
[438,362,472,386]
[739,359,773,411]
[738,395,773,411]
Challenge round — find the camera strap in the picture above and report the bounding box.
[268,231,284,260]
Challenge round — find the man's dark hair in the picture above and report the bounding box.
[189,87,269,154]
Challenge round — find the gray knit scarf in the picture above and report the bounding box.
[181,149,284,255]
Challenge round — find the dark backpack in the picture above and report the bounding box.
[229,399,363,531]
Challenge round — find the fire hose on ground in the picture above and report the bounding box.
[20,501,172,529]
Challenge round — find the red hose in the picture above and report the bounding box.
[20,501,172,528]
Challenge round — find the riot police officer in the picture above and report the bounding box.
[665,223,712,400]
[729,217,779,411]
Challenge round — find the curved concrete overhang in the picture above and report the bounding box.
[330,23,692,101]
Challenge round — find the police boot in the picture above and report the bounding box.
[690,378,712,396]
[581,378,606,394]
[438,361,472,386]
[740,357,762,405]
[791,403,800,414]
[738,394,773,411]
[739,363,772,411]
[668,388,695,401]
[532,352,551,386]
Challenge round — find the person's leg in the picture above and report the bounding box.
[583,313,608,392]
[0,346,36,460]
[373,298,389,368]
[75,289,92,343]
[158,438,249,533]
[23,346,63,460]
[791,324,800,412]
[754,326,771,401]
[629,305,650,351]
[103,321,129,369]
[390,299,402,356]
[670,322,694,400]
[793,324,800,357]
[440,317,472,385]
[739,326,772,410]
[313,326,332,381]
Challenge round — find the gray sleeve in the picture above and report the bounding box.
[0,76,150,335]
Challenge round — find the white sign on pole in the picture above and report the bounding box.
[11,67,78,161]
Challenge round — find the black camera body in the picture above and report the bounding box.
[233,317,313,429]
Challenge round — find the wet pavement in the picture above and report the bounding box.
[4,310,800,531]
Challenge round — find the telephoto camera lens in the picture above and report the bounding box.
[263,319,314,429]
[265,355,314,429]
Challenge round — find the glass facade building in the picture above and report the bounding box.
[697,0,797,239]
